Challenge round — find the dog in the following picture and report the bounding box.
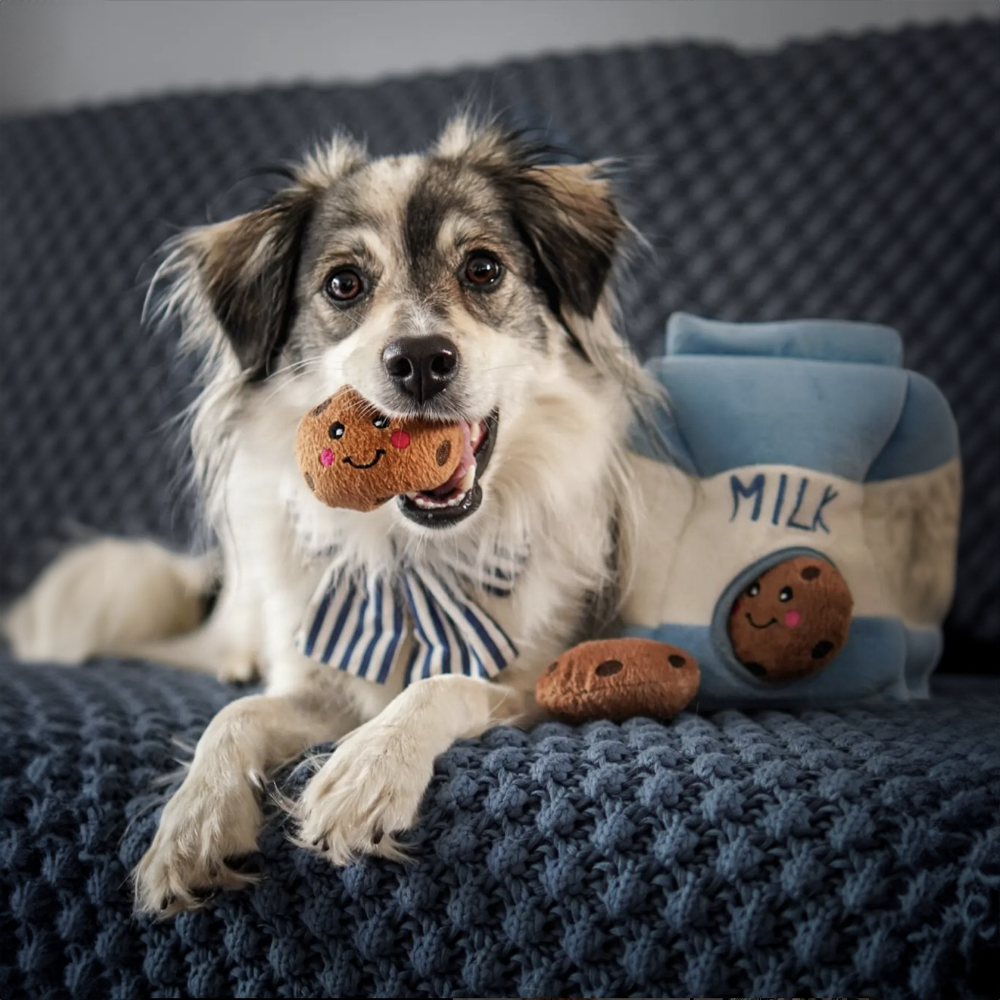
[3,116,653,916]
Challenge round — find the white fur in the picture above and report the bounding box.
[2,539,212,665]
[4,126,652,917]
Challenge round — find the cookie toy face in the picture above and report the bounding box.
[535,637,700,723]
[295,387,465,512]
[728,555,853,682]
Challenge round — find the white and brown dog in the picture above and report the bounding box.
[3,117,653,915]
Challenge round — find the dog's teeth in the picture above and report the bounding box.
[410,487,472,511]
[459,461,476,493]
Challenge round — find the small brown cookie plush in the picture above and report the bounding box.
[728,555,853,682]
[535,637,700,723]
[296,387,465,512]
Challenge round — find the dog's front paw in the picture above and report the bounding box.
[134,766,263,917]
[294,720,434,865]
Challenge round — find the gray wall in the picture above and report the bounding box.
[1,0,997,116]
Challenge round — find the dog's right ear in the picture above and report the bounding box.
[181,187,316,380]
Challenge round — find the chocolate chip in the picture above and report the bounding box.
[801,565,822,580]
[310,398,332,417]
[668,654,686,668]
[811,640,834,659]
[435,440,451,467]
[546,661,559,674]
[743,661,767,678]
[304,472,315,491]
[595,659,623,677]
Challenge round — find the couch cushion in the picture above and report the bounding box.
[1,658,997,999]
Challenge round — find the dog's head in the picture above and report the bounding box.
[173,117,642,538]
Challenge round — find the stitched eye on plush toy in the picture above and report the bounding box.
[372,415,390,429]
[328,422,345,440]
[746,581,760,597]
[779,586,793,602]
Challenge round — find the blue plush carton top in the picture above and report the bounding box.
[666,312,904,365]
[634,313,959,483]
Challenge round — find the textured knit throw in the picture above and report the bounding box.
[296,556,519,686]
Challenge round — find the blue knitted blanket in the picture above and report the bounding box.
[1,660,996,999]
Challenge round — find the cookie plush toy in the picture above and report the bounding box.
[536,637,700,723]
[728,555,853,682]
[296,387,466,511]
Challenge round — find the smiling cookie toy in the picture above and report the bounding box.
[536,637,700,723]
[728,555,854,682]
[296,387,471,512]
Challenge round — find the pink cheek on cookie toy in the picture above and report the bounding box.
[320,449,335,467]
[390,430,410,449]
[784,610,802,628]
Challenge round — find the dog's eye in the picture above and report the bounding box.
[462,251,503,288]
[325,267,365,303]
[372,415,390,429]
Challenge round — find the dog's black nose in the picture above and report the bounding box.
[382,335,459,403]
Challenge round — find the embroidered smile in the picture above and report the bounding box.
[342,449,385,470]
[746,614,777,630]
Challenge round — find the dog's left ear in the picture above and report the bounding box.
[508,163,626,321]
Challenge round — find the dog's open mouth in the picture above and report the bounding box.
[398,410,498,528]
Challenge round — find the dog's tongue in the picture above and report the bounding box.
[425,422,474,497]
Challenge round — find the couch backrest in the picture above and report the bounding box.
[1,21,996,644]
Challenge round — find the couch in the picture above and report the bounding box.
[1,19,997,1000]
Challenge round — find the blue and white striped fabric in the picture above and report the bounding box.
[297,559,520,687]
[434,543,530,598]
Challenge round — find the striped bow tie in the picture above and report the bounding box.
[296,554,522,688]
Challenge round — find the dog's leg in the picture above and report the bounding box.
[296,674,531,864]
[113,625,259,683]
[134,686,352,916]
[112,579,262,683]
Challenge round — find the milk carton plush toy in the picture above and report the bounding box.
[624,313,961,706]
